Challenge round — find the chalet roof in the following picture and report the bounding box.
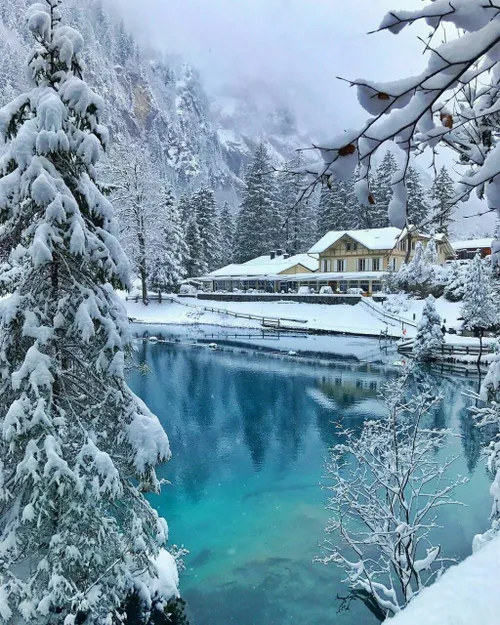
[451,237,493,251]
[309,227,402,254]
[208,253,319,278]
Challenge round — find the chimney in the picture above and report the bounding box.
[270,251,276,260]
[283,253,290,259]
[276,249,283,257]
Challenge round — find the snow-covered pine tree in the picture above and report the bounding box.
[235,143,280,263]
[185,212,207,277]
[461,253,497,361]
[218,201,235,267]
[0,1,176,622]
[406,166,430,227]
[150,185,188,294]
[396,241,429,295]
[316,180,353,237]
[371,151,398,228]
[413,295,444,361]
[279,154,316,254]
[423,236,438,266]
[430,166,455,236]
[444,261,466,302]
[192,185,220,272]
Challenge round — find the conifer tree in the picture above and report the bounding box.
[461,253,497,361]
[235,143,280,262]
[218,201,235,267]
[0,2,175,621]
[430,166,455,235]
[192,186,220,272]
[150,185,188,293]
[371,151,398,228]
[185,213,207,277]
[316,180,353,237]
[279,154,316,254]
[414,296,444,361]
[406,166,430,226]
[444,261,466,302]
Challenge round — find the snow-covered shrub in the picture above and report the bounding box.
[383,293,411,316]
[392,241,445,298]
[319,370,464,618]
[0,2,177,622]
[413,295,444,361]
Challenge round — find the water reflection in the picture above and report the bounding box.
[128,338,492,625]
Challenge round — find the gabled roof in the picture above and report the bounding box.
[309,227,402,254]
[451,237,493,251]
[208,253,319,278]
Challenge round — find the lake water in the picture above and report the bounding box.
[128,328,492,625]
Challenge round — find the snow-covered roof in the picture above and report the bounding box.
[208,253,319,278]
[309,227,402,254]
[202,270,384,282]
[451,237,493,250]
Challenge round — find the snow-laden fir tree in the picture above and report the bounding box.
[192,185,220,272]
[235,143,280,262]
[150,185,188,294]
[218,201,235,267]
[316,179,354,237]
[185,212,207,277]
[370,151,398,228]
[279,154,317,254]
[0,1,177,622]
[319,369,464,618]
[444,261,466,302]
[396,241,429,296]
[430,166,455,236]
[406,166,430,227]
[461,253,497,361]
[413,295,444,361]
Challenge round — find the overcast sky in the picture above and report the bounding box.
[110,0,428,134]
[109,0,494,235]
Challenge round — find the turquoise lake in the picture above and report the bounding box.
[128,329,492,625]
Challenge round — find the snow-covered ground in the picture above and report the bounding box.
[389,536,500,625]
[125,296,404,337]
[123,293,475,338]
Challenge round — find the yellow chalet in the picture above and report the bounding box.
[197,227,454,296]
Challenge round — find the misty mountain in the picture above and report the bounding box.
[0,0,312,209]
[212,83,314,178]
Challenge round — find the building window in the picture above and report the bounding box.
[346,242,351,251]
[358,258,367,271]
[372,258,380,271]
[321,260,327,272]
[326,259,332,272]
[412,240,416,250]
[336,259,345,272]
[353,242,358,250]
[388,258,397,271]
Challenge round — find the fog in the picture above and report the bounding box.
[109,0,427,135]
[108,0,495,235]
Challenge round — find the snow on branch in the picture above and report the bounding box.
[304,1,500,249]
[318,368,466,619]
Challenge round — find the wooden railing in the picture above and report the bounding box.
[125,293,308,326]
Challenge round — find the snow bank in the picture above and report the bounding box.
[389,535,500,625]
